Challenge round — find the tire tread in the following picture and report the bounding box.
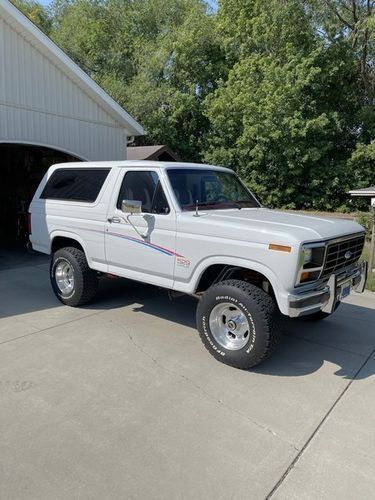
[197,279,281,369]
[51,247,98,306]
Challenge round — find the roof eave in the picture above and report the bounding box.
[349,191,375,197]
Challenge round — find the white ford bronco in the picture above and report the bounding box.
[29,161,368,369]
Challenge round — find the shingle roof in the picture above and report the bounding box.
[127,145,179,161]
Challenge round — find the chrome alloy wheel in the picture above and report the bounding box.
[209,302,251,350]
[55,260,75,295]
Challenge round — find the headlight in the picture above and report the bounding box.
[296,243,326,285]
[303,247,312,264]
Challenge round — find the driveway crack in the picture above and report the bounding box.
[265,346,375,499]
[114,320,300,453]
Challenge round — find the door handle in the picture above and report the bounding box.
[107,216,121,223]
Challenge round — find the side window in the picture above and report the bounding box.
[117,171,170,214]
[40,168,110,202]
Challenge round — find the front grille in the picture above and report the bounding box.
[321,233,365,278]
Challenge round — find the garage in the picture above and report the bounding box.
[0,0,144,247]
[0,144,80,243]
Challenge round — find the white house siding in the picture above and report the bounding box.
[0,12,130,160]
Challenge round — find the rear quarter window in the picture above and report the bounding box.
[40,168,110,202]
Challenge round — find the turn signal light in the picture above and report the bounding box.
[269,244,292,253]
[300,271,311,282]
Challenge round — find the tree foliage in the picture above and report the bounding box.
[11,0,375,210]
[204,0,367,209]
[12,0,53,34]
[47,0,225,161]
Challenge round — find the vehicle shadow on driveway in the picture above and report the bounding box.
[255,302,375,380]
[104,280,375,381]
[1,264,374,380]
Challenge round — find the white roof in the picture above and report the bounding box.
[50,160,234,172]
[349,186,375,197]
[0,0,145,136]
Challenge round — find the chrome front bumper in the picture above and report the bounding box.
[288,261,368,318]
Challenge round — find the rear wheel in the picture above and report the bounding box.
[50,247,98,306]
[196,280,281,369]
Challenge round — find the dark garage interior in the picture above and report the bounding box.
[0,144,81,268]
[0,143,80,244]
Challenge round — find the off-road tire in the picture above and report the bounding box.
[50,247,98,306]
[196,280,281,369]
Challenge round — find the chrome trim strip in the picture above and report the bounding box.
[321,232,366,246]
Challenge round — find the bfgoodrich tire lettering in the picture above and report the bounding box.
[50,247,98,307]
[196,280,281,369]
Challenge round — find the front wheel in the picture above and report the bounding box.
[50,247,98,306]
[196,280,281,369]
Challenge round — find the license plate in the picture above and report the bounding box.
[341,284,351,299]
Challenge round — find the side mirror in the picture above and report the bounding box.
[121,199,142,214]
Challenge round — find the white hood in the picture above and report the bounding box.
[179,208,364,244]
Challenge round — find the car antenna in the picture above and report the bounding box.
[194,200,200,217]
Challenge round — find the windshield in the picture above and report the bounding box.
[167,168,260,211]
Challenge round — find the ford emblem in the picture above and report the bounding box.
[344,250,352,260]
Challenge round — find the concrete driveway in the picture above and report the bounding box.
[0,254,374,499]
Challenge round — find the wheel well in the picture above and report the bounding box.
[195,265,274,297]
[51,236,84,253]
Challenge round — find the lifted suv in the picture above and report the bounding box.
[29,161,367,369]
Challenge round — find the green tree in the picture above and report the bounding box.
[48,0,224,160]
[204,0,366,209]
[12,0,374,209]
[307,1,374,107]
[11,0,53,35]
[349,140,375,184]
[306,1,374,196]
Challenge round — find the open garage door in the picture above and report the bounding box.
[0,144,82,244]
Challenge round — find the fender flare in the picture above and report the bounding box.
[184,256,288,314]
[49,230,89,259]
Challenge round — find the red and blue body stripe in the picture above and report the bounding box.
[70,226,186,259]
[106,230,184,257]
